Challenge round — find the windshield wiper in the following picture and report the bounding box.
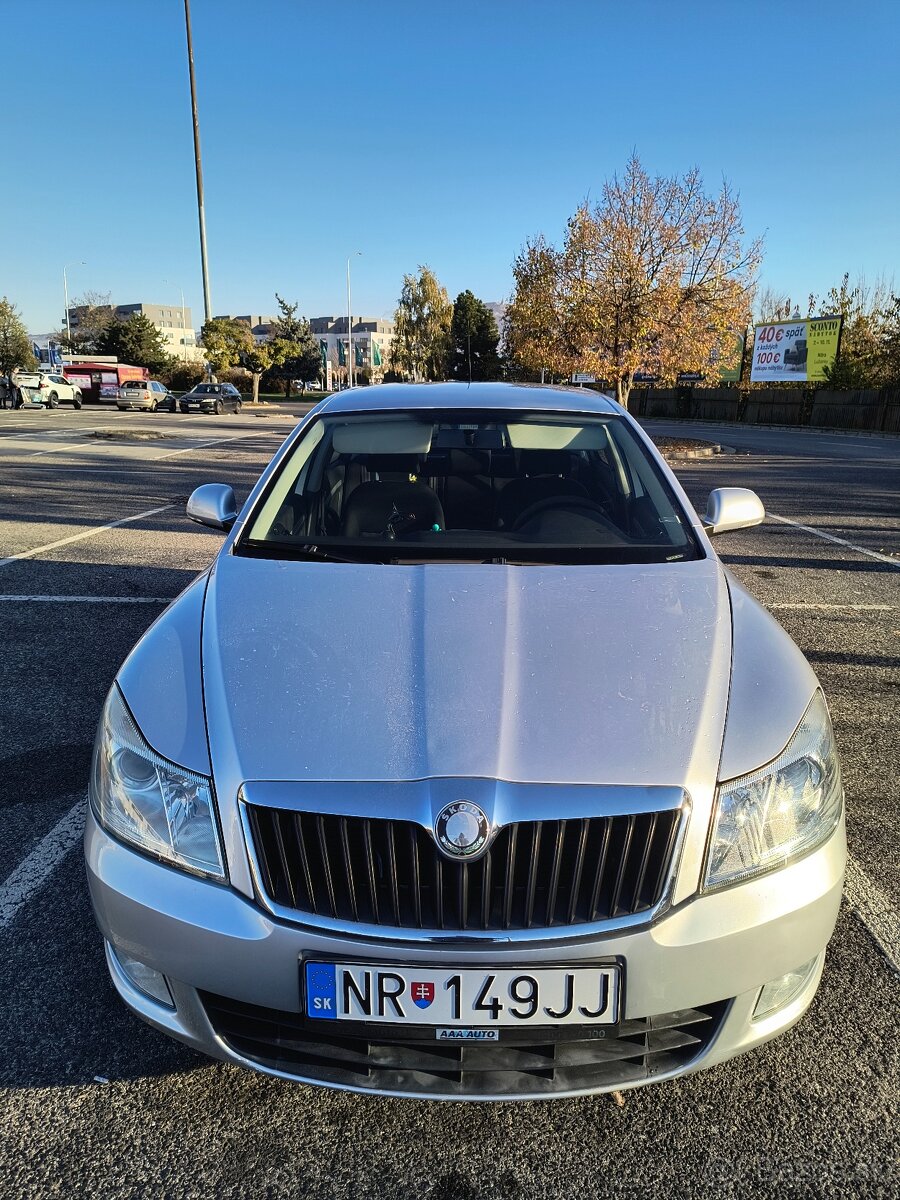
[237,539,381,564]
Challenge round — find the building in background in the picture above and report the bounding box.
[197,312,395,383]
[309,316,393,383]
[214,315,278,345]
[485,302,506,332]
[65,301,202,361]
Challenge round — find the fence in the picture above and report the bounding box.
[630,385,900,433]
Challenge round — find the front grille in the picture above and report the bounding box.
[201,991,727,1097]
[245,808,682,932]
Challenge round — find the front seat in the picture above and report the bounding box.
[341,480,445,537]
[496,450,589,529]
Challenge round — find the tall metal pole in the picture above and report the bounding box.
[184,0,212,325]
[165,279,188,361]
[346,257,353,389]
[347,251,361,388]
[64,267,71,347]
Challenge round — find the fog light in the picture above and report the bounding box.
[111,945,174,1008]
[753,955,821,1021]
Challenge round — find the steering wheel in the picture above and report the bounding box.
[511,495,613,532]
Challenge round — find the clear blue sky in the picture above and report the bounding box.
[2,0,898,333]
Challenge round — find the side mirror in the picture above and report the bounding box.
[187,483,237,531]
[702,487,765,536]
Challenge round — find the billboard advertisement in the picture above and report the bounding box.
[99,370,121,397]
[717,333,745,382]
[750,317,842,383]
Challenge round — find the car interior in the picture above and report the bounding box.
[244,413,697,559]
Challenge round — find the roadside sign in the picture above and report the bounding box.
[750,317,842,382]
[571,373,596,383]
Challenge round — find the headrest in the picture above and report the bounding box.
[341,480,445,537]
[360,454,422,474]
[518,449,573,476]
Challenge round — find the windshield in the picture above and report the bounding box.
[238,410,701,565]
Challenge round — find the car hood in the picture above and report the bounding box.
[200,555,732,789]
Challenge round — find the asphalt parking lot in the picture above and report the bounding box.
[0,404,897,1199]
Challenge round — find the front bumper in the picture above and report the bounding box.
[85,806,845,1100]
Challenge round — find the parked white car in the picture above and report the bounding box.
[13,371,83,409]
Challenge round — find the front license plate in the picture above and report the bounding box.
[304,962,620,1027]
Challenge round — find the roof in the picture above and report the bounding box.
[318,381,620,416]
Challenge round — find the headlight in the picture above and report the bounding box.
[705,691,842,889]
[90,685,225,879]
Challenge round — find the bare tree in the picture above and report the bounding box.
[59,290,115,354]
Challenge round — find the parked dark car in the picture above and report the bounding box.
[180,383,243,415]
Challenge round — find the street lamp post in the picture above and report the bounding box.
[347,251,361,388]
[63,261,85,353]
[184,0,212,325]
[163,279,188,360]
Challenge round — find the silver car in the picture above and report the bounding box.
[117,380,173,412]
[85,383,846,1100]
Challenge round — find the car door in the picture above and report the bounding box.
[52,375,72,400]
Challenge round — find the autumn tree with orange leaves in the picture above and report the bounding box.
[507,156,761,407]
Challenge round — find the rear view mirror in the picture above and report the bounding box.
[187,483,237,531]
[702,487,765,536]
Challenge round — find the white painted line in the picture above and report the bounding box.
[0,426,73,438]
[5,467,174,474]
[0,594,173,604]
[845,855,900,976]
[0,503,176,568]
[27,441,109,458]
[3,463,186,472]
[153,432,266,459]
[770,603,894,611]
[768,513,900,568]
[0,801,84,931]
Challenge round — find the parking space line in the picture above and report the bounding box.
[0,503,175,568]
[844,857,900,976]
[0,800,83,931]
[152,432,269,459]
[1,466,179,474]
[0,426,75,439]
[0,594,173,603]
[27,441,111,458]
[768,513,899,568]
